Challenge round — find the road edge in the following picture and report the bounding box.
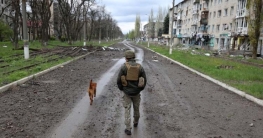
[0,51,96,94]
[145,47,263,107]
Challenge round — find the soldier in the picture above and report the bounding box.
[117,50,147,135]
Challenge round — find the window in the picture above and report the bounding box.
[230,23,232,30]
[230,6,234,15]
[216,38,219,44]
[218,10,221,17]
[244,20,247,27]
[213,11,216,18]
[211,0,213,6]
[224,8,228,16]
[212,25,214,32]
[217,24,220,32]
[210,12,212,18]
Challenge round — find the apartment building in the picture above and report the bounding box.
[170,0,263,55]
[143,22,156,40]
[0,0,11,22]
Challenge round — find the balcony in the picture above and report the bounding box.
[177,15,181,20]
[193,9,199,15]
[173,6,178,13]
[200,25,207,32]
[177,33,182,38]
[177,24,182,28]
[173,15,177,21]
[193,0,200,4]
[178,5,182,11]
[191,20,198,26]
[236,9,246,18]
[201,7,209,12]
[200,18,208,24]
[237,27,248,35]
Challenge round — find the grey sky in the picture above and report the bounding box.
[100,0,182,34]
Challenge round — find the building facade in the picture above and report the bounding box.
[170,0,263,55]
[0,0,11,23]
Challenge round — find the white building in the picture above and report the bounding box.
[170,0,263,56]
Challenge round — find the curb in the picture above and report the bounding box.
[0,51,96,94]
[146,47,263,107]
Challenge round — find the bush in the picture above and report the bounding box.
[0,20,13,42]
[49,36,56,41]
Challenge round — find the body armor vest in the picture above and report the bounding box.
[125,62,140,81]
[121,62,144,87]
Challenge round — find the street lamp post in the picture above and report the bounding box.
[83,0,90,46]
[22,0,29,59]
[140,22,143,44]
[169,0,175,55]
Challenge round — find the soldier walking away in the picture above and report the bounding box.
[117,50,147,135]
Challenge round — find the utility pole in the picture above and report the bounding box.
[140,22,142,44]
[22,0,29,59]
[169,0,175,55]
[83,4,86,46]
[83,0,90,46]
[99,17,101,44]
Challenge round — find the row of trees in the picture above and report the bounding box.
[0,0,123,48]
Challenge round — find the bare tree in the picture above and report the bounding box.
[1,0,123,46]
[0,2,11,18]
[57,0,93,44]
[96,5,107,44]
[87,7,99,41]
[28,0,53,46]
[28,0,40,41]
[148,9,155,40]
[6,0,21,49]
[155,6,164,39]
[134,14,141,39]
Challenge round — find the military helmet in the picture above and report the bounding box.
[125,50,135,58]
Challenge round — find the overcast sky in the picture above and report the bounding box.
[99,0,182,34]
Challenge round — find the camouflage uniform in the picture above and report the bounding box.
[117,50,147,132]
[122,93,141,131]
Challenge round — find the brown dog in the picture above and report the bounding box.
[88,79,97,105]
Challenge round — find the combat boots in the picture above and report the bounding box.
[125,129,131,135]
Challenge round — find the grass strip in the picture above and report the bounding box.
[140,42,263,99]
[0,40,121,87]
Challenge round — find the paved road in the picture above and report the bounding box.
[1,41,263,138]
